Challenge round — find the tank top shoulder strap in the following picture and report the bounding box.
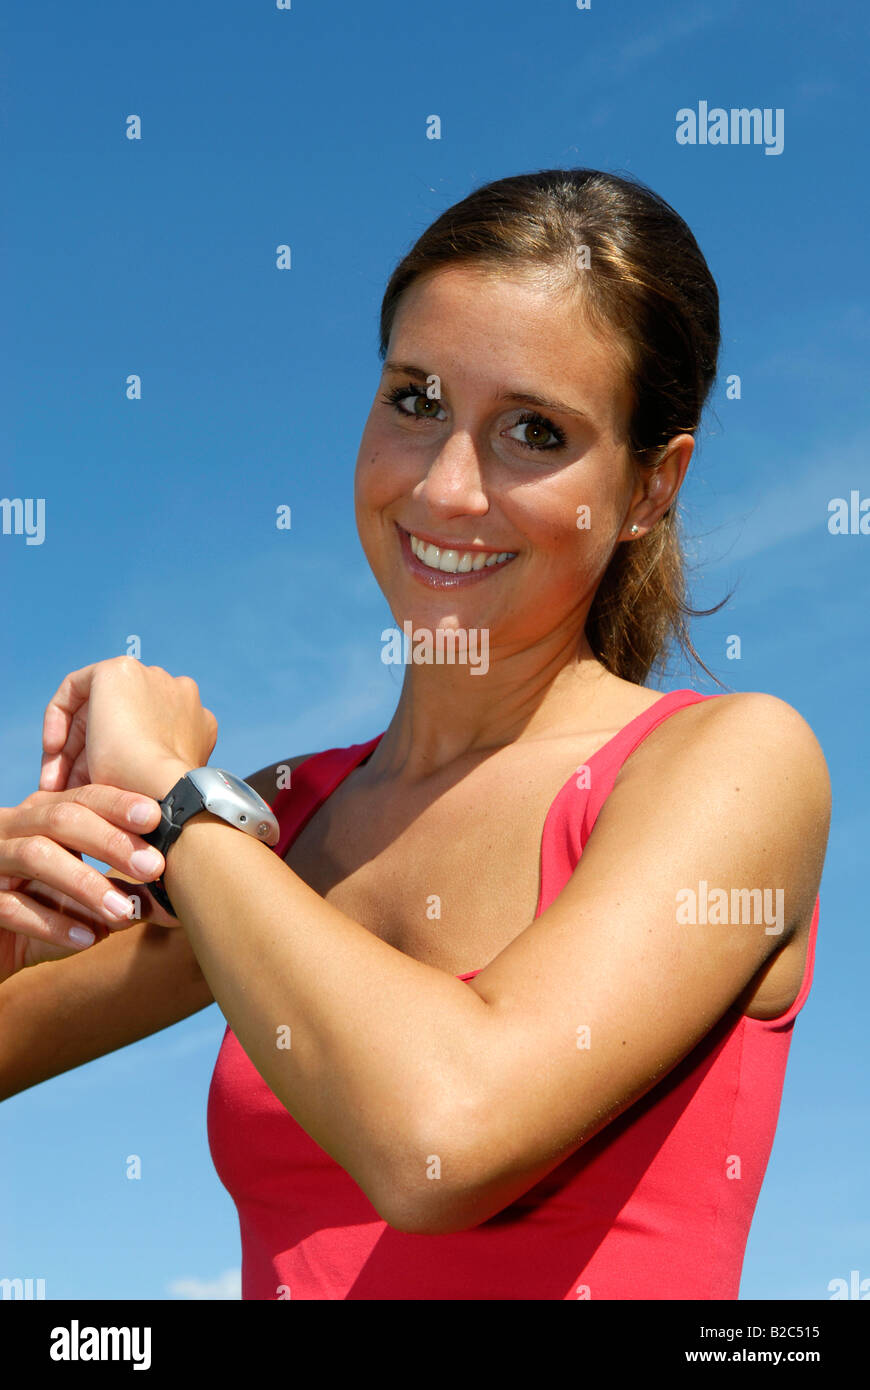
[536,689,724,913]
[271,735,383,859]
[577,688,725,847]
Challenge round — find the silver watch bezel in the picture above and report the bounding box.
[185,767,280,847]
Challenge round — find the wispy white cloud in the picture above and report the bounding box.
[793,77,840,104]
[699,427,870,564]
[563,0,739,132]
[167,1268,241,1300]
[613,2,725,72]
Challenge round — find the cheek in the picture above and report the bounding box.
[354,413,384,483]
[559,465,628,544]
[499,476,594,548]
[355,425,422,512]
[353,419,382,496]
[353,447,407,557]
[353,458,376,541]
[507,480,620,579]
[354,450,391,514]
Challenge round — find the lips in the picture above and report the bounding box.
[396,523,517,587]
[408,529,516,574]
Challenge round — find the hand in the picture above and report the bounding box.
[40,657,218,801]
[40,674,91,791]
[0,785,179,981]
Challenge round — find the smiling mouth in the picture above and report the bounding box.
[403,528,517,574]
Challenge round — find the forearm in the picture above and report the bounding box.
[163,811,491,1223]
[0,921,213,1102]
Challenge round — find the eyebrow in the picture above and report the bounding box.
[382,361,592,422]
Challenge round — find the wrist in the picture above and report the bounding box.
[141,767,280,917]
[141,758,197,802]
[162,808,224,866]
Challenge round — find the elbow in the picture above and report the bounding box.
[376,1095,489,1236]
[380,1188,485,1237]
[388,1204,489,1237]
[381,1177,494,1236]
[368,1161,468,1237]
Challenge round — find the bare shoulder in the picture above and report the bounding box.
[245,752,320,808]
[613,688,831,936]
[627,690,830,799]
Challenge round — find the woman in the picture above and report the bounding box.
[0,169,830,1300]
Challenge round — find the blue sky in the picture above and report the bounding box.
[1,0,867,1300]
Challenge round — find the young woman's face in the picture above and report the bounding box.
[354,263,668,649]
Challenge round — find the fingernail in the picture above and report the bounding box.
[103,890,135,920]
[129,802,156,826]
[69,926,96,946]
[130,848,163,877]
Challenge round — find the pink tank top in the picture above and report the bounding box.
[207,688,819,1299]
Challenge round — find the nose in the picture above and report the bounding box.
[414,430,489,516]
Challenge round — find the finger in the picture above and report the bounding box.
[104,876,180,928]
[42,663,100,753]
[38,801,166,882]
[10,800,166,887]
[1,835,150,927]
[40,664,100,790]
[0,888,109,956]
[39,739,87,793]
[39,704,90,792]
[39,748,70,793]
[22,785,163,834]
[38,742,91,793]
[22,878,114,934]
[64,745,92,791]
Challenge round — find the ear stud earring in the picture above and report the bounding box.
[630,525,639,535]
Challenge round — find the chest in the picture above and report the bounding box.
[281,736,811,1020]
[283,748,581,976]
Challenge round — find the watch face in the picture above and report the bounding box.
[212,770,255,800]
[187,767,280,846]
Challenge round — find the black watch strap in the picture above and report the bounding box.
[145,875,176,916]
[141,774,205,916]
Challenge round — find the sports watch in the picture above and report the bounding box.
[140,767,280,916]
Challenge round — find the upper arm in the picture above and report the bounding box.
[414,693,831,1234]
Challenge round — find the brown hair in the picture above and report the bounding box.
[377,167,731,688]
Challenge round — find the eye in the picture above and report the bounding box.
[380,383,447,421]
[379,383,568,454]
[505,411,567,452]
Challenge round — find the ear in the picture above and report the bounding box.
[621,434,694,540]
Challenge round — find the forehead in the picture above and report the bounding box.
[389,263,634,439]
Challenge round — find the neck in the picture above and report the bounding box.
[368,628,617,785]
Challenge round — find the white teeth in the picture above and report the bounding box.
[408,532,515,574]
